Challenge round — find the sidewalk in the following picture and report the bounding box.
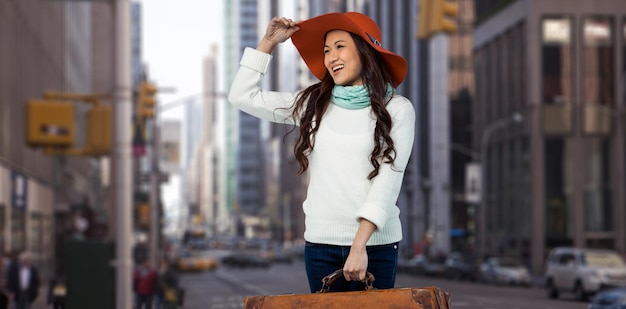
[31,286,49,309]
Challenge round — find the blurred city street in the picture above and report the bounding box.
[26,248,588,309]
[159,250,588,309]
[2,0,626,308]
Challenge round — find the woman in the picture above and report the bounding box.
[228,12,415,292]
[155,259,180,309]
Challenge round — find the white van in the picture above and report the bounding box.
[544,247,626,301]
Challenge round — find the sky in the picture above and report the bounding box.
[139,0,223,223]
[140,0,223,120]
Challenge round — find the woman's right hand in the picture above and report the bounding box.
[258,17,300,53]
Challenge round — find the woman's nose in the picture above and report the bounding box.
[327,49,338,62]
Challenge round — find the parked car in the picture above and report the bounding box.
[176,250,219,272]
[478,256,531,286]
[271,247,294,264]
[588,287,626,309]
[398,254,445,277]
[444,252,479,281]
[545,247,626,301]
[397,256,419,274]
[186,238,208,250]
[221,252,271,269]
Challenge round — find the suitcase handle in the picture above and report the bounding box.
[319,269,376,293]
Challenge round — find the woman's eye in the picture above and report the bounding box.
[323,49,329,54]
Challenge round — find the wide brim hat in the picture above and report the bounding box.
[291,12,407,87]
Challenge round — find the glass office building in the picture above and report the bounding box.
[473,0,626,273]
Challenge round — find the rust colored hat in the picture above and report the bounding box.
[291,12,407,87]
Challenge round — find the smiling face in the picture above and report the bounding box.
[324,30,363,86]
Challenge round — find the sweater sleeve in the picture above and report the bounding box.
[228,47,299,125]
[355,97,416,229]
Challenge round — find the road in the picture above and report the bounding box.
[180,255,588,309]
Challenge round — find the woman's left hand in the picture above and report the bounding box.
[344,219,376,282]
[343,248,368,282]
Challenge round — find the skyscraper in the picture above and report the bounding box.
[473,0,626,273]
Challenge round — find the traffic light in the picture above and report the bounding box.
[26,99,75,147]
[137,203,150,228]
[432,0,459,34]
[86,104,112,155]
[418,0,434,39]
[26,92,112,157]
[417,0,459,39]
[137,82,157,118]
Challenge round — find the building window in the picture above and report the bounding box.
[515,23,527,114]
[496,36,505,119]
[0,205,4,255]
[544,138,573,245]
[582,17,614,135]
[475,49,485,130]
[541,17,573,105]
[585,138,612,232]
[582,17,614,106]
[488,42,498,122]
[10,208,26,251]
[623,18,626,107]
[542,17,573,135]
[519,138,531,236]
[30,213,43,263]
[623,18,626,214]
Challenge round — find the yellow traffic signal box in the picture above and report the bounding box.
[418,0,434,39]
[431,0,459,34]
[417,0,459,39]
[137,82,157,118]
[26,100,75,147]
[87,104,112,155]
[138,203,150,228]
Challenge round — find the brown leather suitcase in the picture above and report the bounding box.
[244,269,450,309]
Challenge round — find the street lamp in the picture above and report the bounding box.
[477,112,523,258]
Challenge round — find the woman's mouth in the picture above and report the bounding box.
[332,64,344,75]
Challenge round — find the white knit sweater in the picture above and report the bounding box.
[228,47,415,246]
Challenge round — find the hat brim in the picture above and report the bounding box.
[291,13,407,87]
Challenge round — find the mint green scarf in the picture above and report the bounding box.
[331,84,395,110]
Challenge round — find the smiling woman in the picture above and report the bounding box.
[228,12,415,294]
[323,30,364,86]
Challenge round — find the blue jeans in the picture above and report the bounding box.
[135,294,153,309]
[304,241,399,293]
[14,299,30,309]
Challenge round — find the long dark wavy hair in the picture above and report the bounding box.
[289,32,398,180]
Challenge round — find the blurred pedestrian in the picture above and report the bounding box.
[6,251,40,309]
[46,265,66,309]
[133,258,156,309]
[155,259,180,309]
[228,12,414,293]
[1,254,11,275]
[0,276,9,309]
[0,253,12,309]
